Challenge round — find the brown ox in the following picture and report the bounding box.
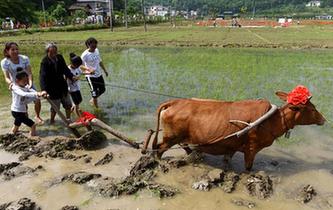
[142,91,325,171]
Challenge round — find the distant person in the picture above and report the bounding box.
[11,69,47,136]
[67,53,94,117]
[81,37,109,108]
[213,20,217,27]
[40,43,74,124]
[1,42,44,124]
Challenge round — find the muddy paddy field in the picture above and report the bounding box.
[0,46,333,210]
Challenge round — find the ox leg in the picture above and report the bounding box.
[223,152,235,170]
[156,137,178,159]
[244,151,257,172]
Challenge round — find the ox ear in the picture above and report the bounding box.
[275,91,288,102]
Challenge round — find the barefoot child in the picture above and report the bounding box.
[11,69,46,136]
[81,37,108,108]
[67,53,94,117]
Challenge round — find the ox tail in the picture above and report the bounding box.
[151,100,176,151]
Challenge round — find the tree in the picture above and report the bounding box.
[50,3,68,22]
[0,0,36,23]
[128,0,141,15]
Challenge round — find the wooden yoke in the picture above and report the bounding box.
[224,104,278,139]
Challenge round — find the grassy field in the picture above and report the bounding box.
[1,24,333,48]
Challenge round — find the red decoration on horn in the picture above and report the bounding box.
[76,111,96,125]
[287,85,312,105]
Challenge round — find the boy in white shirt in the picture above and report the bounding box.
[81,37,108,108]
[67,53,94,116]
[11,70,46,136]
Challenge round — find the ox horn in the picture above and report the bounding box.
[308,95,312,100]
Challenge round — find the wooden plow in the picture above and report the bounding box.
[68,112,140,149]
[46,96,139,148]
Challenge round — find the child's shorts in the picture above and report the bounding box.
[11,111,35,127]
[70,91,83,105]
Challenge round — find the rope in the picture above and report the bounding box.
[80,79,188,99]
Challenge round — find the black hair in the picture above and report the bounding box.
[69,52,83,67]
[3,42,18,58]
[16,71,28,81]
[85,37,98,48]
[16,67,24,73]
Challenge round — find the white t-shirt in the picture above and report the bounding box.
[1,55,30,82]
[81,48,102,78]
[67,65,83,92]
[11,84,38,112]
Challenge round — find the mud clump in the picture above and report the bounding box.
[52,155,178,199]
[192,180,211,191]
[192,169,240,193]
[51,172,102,186]
[296,185,317,204]
[159,152,203,173]
[61,205,79,210]
[3,165,43,181]
[83,156,92,163]
[129,155,159,176]
[221,171,240,193]
[0,198,41,210]
[0,162,20,174]
[0,132,104,162]
[88,156,167,198]
[245,171,273,199]
[0,134,39,155]
[231,199,256,209]
[0,162,43,181]
[94,152,113,166]
[147,183,178,198]
[77,130,107,150]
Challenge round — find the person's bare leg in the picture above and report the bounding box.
[11,125,19,134]
[93,98,98,108]
[30,124,37,136]
[50,110,56,124]
[34,99,44,124]
[75,105,82,117]
[65,108,71,122]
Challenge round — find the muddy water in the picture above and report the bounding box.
[1,106,333,210]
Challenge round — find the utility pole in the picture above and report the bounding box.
[109,0,113,31]
[125,0,128,28]
[252,0,255,19]
[142,0,147,32]
[41,0,47,27]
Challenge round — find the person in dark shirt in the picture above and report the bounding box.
[39,43,74,124]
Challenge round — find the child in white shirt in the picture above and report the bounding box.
[11,70,46,136]
[67,53,94,117]
[81,37,109,108]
